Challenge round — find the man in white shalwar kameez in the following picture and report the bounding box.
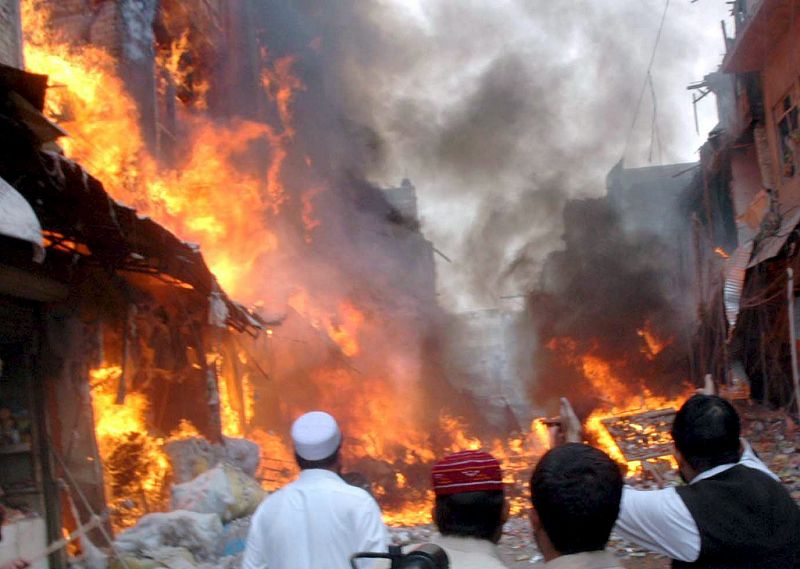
[243,411,388,569]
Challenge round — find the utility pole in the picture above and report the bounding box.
[786,268,800,415]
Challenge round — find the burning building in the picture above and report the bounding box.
[0,59,268,569]
[0,0,559,559]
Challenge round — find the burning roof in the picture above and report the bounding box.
[0,63,264,334]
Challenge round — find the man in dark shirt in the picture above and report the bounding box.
[616,394,800,568]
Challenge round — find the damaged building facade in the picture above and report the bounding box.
[688,0,800,409]
[0,3,269,567]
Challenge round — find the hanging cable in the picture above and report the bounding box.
[623,0,671,160]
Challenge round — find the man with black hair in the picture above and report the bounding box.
[243,411,388,569]
[430,450,509,568]
[616,394,800,568]
[529,443,624,569]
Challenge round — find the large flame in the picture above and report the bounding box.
[547,336,690,476]
[20,0,678,530]
[89,365,200,530]
[20,0,289,299]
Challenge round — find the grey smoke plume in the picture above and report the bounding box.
[254,0,726,310]
[239,0,725,420]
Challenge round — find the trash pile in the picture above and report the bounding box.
[108,437,264,569]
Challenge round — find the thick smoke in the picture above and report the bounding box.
[253,0,725,310]
[237,1,724,421]
[527,195,692,416]
[231,1,725,421]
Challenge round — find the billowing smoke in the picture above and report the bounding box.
[209,1,728,421]
[526,193,693,416]
[237,1,723,417]
[248,0,724,310]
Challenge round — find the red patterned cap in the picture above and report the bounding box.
[431,450,503,496]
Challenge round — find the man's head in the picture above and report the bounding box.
[431,450,507,543]
[671,394,740,480]
[529,443,622,560]
[291,411,342,471]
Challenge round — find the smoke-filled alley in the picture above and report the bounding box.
[1,2,800,569]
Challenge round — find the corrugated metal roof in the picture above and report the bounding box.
[724,240,754,331]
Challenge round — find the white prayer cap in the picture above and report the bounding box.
[291,411,342,461]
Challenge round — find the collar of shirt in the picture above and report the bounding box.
[690,462,737,484]
[432,534,500,558]
[543,550,622,569]
[296,468,343,484]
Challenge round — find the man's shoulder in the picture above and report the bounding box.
[323,477,381,506]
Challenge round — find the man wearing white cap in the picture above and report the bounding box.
[243,411,388,569]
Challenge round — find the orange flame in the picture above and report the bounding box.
[288,290,365,357]
[637,321,671,360]
[89,366,200,530]
[20,0,301,300]
[547,337,690,476]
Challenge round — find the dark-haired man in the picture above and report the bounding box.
[616,394,800,568]
[243,411,388,569]
[529,443,624,569]
[430,450,509,568]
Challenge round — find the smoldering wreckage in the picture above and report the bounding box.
[1,1,800,569]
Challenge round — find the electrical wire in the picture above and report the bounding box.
[623,0,671,160]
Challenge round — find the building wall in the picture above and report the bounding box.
[444,309,534,429]
[762,15,800,202]
[44,0,121,55]
[0,0,22,68]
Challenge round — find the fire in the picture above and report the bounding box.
[89,365,200,530]
[637,321,671,359]
[530,418,551,450]
[714,246,731,259]
[288,290,365,357]
[21,0,560,528]
[301,188,324,244]
[20,0,300,300]
[547,336,690,477]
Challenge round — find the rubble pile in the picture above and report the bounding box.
[739,405,800,502]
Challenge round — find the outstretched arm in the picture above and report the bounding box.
[614,486,701,562]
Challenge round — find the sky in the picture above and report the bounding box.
[359,0,732,311]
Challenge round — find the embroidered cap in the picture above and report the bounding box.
[291,411,342,461]
[431,450,503,496]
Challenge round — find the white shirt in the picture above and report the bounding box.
[614,440,780,562]
[242,469,389,569]
[543,551,623,569]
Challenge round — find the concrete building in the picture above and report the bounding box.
[444,309,533,430]
[0,0,22,68]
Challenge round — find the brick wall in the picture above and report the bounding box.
[0,0,23,68]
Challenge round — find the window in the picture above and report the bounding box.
[775,86,799,178]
